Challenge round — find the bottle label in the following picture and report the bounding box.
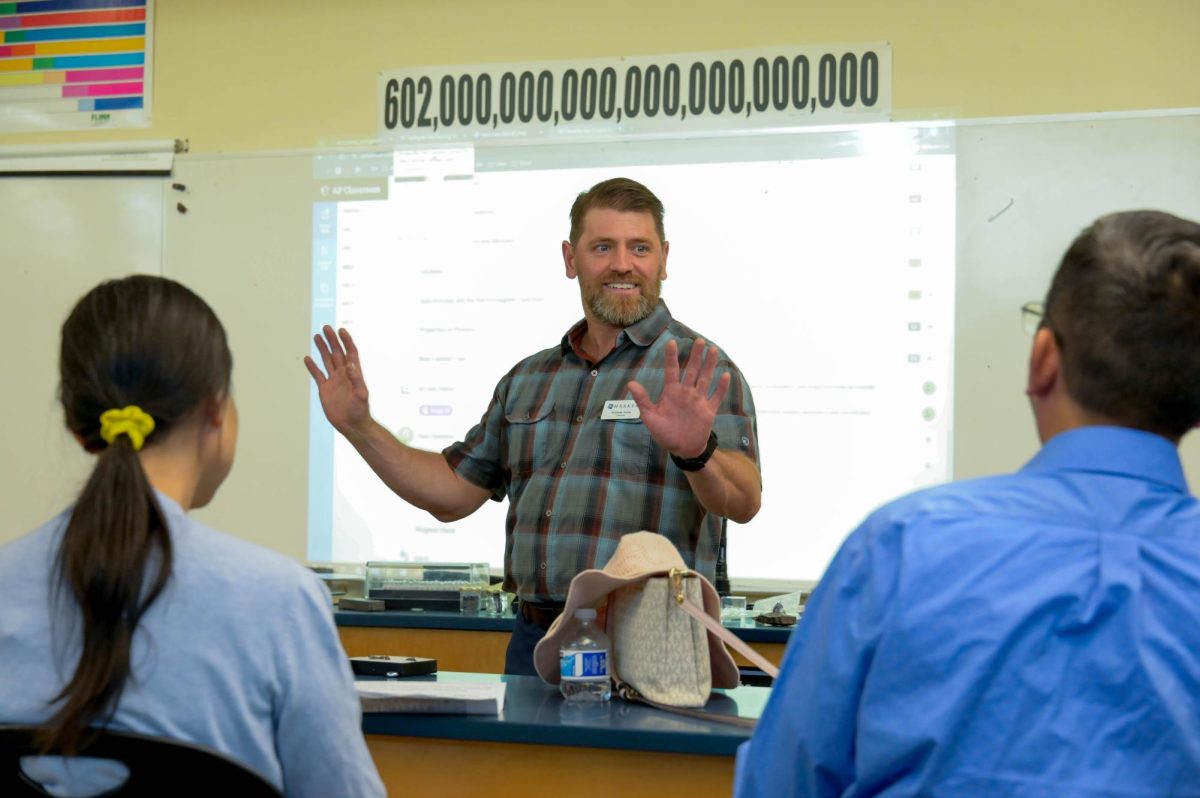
[560,649,608,680]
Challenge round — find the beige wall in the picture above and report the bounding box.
[0,0,1197,153]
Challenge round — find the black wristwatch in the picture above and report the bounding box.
[671,431,718,472]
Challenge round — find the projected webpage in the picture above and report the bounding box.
[310,126,955,583]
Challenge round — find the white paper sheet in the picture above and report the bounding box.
[355,680,506,715]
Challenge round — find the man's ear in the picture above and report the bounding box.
[1026,327,1061,398]
[660,240,669,281]
[562,240,577,279]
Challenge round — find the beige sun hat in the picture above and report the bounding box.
[532,531,739,688]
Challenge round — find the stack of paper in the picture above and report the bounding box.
[355,681,506,715]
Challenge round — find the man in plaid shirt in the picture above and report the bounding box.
[307,177,762,674]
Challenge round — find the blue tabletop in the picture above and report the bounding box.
[359,671,770,756]
[336,608,792,643]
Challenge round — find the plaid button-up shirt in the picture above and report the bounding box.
[443,301,759,600]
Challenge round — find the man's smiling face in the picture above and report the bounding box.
[564,207,669,329]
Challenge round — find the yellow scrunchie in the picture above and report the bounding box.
[99,405,156,452]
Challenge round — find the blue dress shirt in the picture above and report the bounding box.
[736,426,1200,797]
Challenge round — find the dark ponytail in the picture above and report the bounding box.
[40,275,232,754]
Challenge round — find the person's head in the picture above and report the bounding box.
[42,274,234,754]
[61,274,237,500]
[1028,210,1200,442]
[563,177,669,329]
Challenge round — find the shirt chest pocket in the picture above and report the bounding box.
[607,417,653,476]
[504,400,566,476]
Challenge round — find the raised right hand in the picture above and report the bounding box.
[304,325,372,437]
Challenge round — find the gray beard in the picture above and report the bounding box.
[589,293,656,327]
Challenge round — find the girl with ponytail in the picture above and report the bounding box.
[0,275,383,797]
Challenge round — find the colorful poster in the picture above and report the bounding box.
[0,0,152,132]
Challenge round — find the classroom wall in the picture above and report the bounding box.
[0,0,1197,153]
[3,1,1199,569]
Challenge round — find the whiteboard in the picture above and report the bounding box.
[953,111,1200,481]
[4,110,1200,587]
[1,175,164,538]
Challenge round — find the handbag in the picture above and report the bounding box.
[533,533,781,728]
[608,571,712,707]
[606,567,781,727]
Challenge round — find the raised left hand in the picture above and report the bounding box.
[627,338,731,458]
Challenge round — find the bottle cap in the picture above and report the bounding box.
[574,608,597,620]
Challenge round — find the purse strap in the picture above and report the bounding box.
[669,568,781,680]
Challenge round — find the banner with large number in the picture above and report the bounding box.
[378,43,890,143]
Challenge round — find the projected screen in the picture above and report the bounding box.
[309,125,956,583]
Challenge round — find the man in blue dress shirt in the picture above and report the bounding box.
[735,209,1200,797]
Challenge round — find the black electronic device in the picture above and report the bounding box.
[367,589,459,612]
[365,561,489,611]
[337,597,385,612]
[349,655,438,677]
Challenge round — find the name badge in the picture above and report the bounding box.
[600,399,640,420]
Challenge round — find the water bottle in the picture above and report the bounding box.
[559,608,611,702]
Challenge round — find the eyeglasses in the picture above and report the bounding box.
[1021,301,1045,335]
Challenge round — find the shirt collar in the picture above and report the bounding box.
[560,300,673,358]
[150,489,187,521]
[1020,425,1188,493]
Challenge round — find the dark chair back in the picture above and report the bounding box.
[0,725,283,797]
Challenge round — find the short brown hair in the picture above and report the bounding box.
[568,177,665,245]
[1044,210,1200,439]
